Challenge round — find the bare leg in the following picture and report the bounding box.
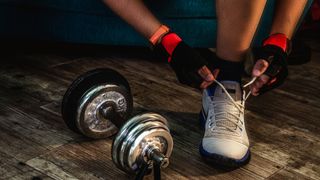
[102,0,161,39]
[271,0,308,39]
[251,0,308,95]
[216,0,267,62]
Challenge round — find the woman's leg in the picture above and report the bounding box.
[102,0,161,39]
[199,0,268,166]
[271,0,308,39]
[216,0,267,62]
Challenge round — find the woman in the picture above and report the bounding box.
[102,0,308,167]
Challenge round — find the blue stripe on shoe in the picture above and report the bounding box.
[207,84,216,97]
[199,109,207,129]
[200,84,216,128]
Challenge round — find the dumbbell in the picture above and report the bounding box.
[61,68,173,179]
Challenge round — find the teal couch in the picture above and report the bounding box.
[0,0,313,47]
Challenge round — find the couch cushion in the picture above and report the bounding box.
[0,0,216,18]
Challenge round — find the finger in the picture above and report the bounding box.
[200,80,214,89]
[259,75,270,86]
[256,75,270,90]
[212,69,220,79]
[198,66,215,82]
[252,59,269,77]
[251,88,259,96]
[256,75,270,89]
[268,77,277,85]
[250,81,259,96]
[199,68,219,89]
[250,75,270,96]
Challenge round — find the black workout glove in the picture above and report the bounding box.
[154,33,217,89]
[254,33,291,95]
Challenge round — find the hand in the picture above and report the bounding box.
[250,33,290,96]
[250,59,270,96]
[166,41,220,89]
[198,66,220,89]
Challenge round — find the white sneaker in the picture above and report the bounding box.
[199,79,255,167]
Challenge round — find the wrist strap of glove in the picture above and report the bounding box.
[149,25,170,45]
[161,33,182,62]
[263,33,291,54]
[152,32,183,63]
[257,33,291,68]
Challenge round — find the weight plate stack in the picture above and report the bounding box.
[112,113,173,174]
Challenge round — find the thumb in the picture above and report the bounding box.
[198,66,215,82]
[252,59,269,77]
[212,69,220,79]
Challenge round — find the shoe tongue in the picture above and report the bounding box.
[214,81,242,101]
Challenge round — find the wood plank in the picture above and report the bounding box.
[26,157,78,180]
[0,85,79,179]
[26,139,187,180]
[244,109,320,179]
[267,168,312,180]
[0,100,72,162]
[0,155,54,180]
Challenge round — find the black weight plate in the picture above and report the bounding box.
[61,68,133,135]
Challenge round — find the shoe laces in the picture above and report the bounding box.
[207,77,257,134]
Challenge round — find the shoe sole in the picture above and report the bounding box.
[199,143,251,168]
[199,109,251,168]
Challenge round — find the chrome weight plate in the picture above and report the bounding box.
[112,113,168,170]
[62,68,133,139]
[120,121,169,173]
[125,126,172,173]
[112,113,173,174]
[76,84,129,138]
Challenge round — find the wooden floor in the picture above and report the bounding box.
[0,38,320,180]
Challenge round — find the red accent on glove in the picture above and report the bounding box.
[161,33,182,62]
[263,33,288,52]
